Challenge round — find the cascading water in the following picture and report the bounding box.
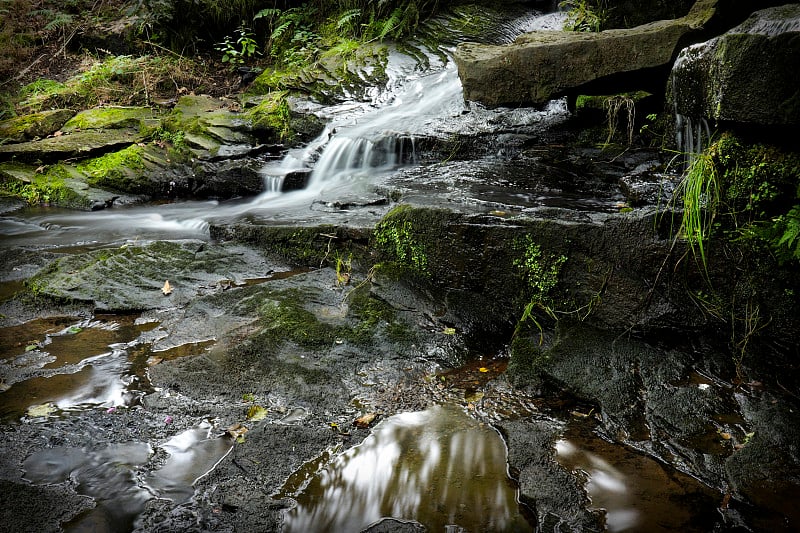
[671,42,711,160]
[0,8,568,248]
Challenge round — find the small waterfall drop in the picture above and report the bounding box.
[671,43,713,163]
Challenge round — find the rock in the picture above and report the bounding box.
[165,95,262,160]
[0,109,74,143]
[0,128,143,164]
[454,0,719,107]
[0,480,95,533]
[499,418,604,531]
[669,4,800,127]
[61,106,159,132]
[26,240,283,312]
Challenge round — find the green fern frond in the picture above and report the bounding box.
[254,8,281,21]
[337,9,362,30]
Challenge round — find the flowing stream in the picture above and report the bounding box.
[0,7,732,533]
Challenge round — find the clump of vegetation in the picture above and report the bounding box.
[560,0,610,32]
[0,164,88,208]
[16,54,215,112]
[215,23,260,67]
[676,133,800,266]
[512,235,568,342]
[374,205,429,276]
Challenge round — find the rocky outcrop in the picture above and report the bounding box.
[670,4,800,127]
[454,0,720,107]
[0,95,320,206]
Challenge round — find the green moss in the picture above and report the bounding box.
[0,164,87,208]
[62,107,157,132]
[244,91,293,141]
[711,133,800,217]
[374,204,429,276]
[252,285,413,351]
[77,145,147,192]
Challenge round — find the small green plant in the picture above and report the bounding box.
[513,235,567,343]
[560,0,610,32]
[335,251,352,287]
[215,24,260,67]
[678,150,720,271]
[375,210,428,275]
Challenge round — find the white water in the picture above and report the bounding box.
[0,11,567,249]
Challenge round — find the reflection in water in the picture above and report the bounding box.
[555,421,720,532]
[283,405,533,532]
[23,421,233,532]
[24,442,153,532]
[146,422,235,503]
[0,316,151,420]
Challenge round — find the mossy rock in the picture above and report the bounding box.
[61,106,160,133]
[0,128,143,164]
[74,143,191,197]
[163,95,257,154]
[0,162,106,209]
[26,240,277,311]
[0,109,74,143]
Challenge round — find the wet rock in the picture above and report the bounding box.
[363,518,427,532]
[454,0,719,107]
[499,417,604,531]
[619,162,680,206]
[0,480,95,533]
[670,4,800,127]
[26,240,283,312]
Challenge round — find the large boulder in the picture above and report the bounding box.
[454,0,720,107]
[669,4,800,127]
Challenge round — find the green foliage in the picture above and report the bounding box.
[681,133,800,266]
[513,235,567,342]
[560,0,610,32]
[678,151,720,270]
[0,165,85,207]
[215,24,260,67]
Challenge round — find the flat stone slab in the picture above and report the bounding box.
[0,128,142,164]
[454,0,718,107]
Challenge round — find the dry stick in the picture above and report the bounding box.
[6,54,47,85]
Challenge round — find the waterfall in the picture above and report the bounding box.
[671,44,712,164]
[675,113,711,161]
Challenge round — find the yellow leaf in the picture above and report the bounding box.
[443,327,456,335]
[162,280,172,295]
[246,405,268,421]
[478,367,489,373]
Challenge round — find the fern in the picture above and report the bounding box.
[379,7,403,40]
[774,205,800,261]
[254,8,281,21]
[337,9,362,31]
[271,20,293,41]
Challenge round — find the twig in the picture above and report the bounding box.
[7,54,47,85]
